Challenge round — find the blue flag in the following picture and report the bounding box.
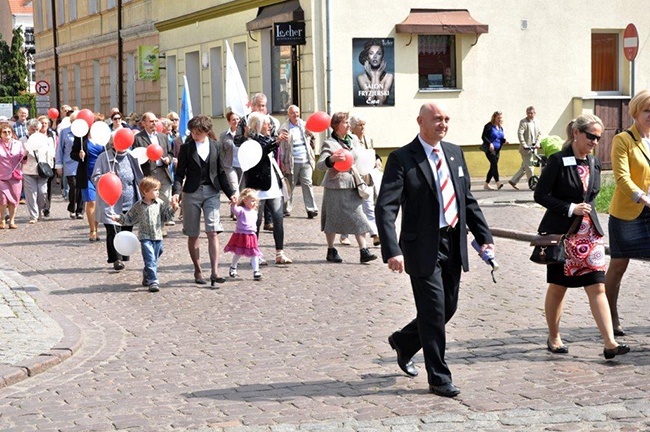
[179,75,193,139]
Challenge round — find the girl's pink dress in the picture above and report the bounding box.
[224,205,262,257]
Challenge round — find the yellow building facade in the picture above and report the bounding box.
[33,0,160,116]
[34,0,650,175]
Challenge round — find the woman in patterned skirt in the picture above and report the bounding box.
[534,114,629,360]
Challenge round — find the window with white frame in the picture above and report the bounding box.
[56,0,65,25]
[51,70,57,104]
[233,42,248,94]
[127,53,136,114]
[61,67,69,103]
[33,0,43,32]
[167,55,178,112]
[185,51,201,115]
[88,0,98,15]
[93,61,101,112]
[44,0,52,29]
[418,35,457,90]
[69,0,77,21]
[209,47,223,117]
[74,65,81,107]
[109,57,117,108]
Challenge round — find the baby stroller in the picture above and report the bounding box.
[529,136,563,190]
[527,148,546,190]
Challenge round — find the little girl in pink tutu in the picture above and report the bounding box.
[224,188,263,280]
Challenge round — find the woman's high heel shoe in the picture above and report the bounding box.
[194,273,207,285]
[603,344,630,360]
[210,275,226,287]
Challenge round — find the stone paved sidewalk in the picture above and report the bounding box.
[0,181,648,431]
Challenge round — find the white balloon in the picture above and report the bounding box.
[113,231,140,256]
[355,148,376,176]
[129,147,149,165]
[90,121,111,146]
[59,117,71,130]
[24,132,48,152]
[71,119,89,138]
[238,139,263,172]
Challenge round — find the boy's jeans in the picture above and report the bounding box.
[141,239,163,284]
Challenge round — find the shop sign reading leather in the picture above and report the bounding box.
[274,22,306,46]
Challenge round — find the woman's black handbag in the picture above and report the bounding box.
[530,217,582,265]
[530,233,566,265]
[34,153,54,179]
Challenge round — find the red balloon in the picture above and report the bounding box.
[47,108,59,120]
[332,148,354,171]
[77,109,95,129]
[155,120,163,133]
[97,172,122,206]
[146,144,163,161]
[305,111,331,133]
[113,128,135,151]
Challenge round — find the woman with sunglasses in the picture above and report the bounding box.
[534,114,628,360]
[480,111,507,190]
[605,89,650,337]
[0,123,26,229]
[109,111,125,132]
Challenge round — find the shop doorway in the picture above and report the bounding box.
[594,98,631,169]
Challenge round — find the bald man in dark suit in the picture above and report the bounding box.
[375,103,494,397]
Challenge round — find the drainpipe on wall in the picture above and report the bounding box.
[325,0,332,115]
[50,0,60,108]
[117,0,124,113]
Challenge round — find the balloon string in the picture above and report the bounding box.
[111,206,121,233]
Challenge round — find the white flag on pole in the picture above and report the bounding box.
[225,41,251,117]
[179,75,193,138]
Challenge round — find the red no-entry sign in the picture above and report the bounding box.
[35,80,50,95]
[624,23,639,62]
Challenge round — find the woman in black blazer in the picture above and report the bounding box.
[534,114,628,360]
[244,112,292,265]
[172,115,236,287]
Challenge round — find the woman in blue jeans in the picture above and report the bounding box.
[244,112,292,265]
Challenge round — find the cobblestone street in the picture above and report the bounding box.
[0,184,648,431]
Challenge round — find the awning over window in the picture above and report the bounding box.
[246,0,305,32]
[396,9,488,35]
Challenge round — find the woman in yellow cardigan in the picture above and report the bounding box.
[606,89,650,336]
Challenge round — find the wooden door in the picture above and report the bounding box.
[594,99,630,170]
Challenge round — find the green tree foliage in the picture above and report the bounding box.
[0,27,28,97]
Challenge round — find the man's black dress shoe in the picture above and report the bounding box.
[613,328,626,337]
[604,344,630,360]
[388,335,418,377]
[547,338,569,354]
[429,383,460,398]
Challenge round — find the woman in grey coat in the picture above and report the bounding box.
[317,112,376,264]
[92,145,144,271]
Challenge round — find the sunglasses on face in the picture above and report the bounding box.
[112,117,121,120]
[582,131,601,142]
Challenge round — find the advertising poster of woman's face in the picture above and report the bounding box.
[353,38,395,107]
